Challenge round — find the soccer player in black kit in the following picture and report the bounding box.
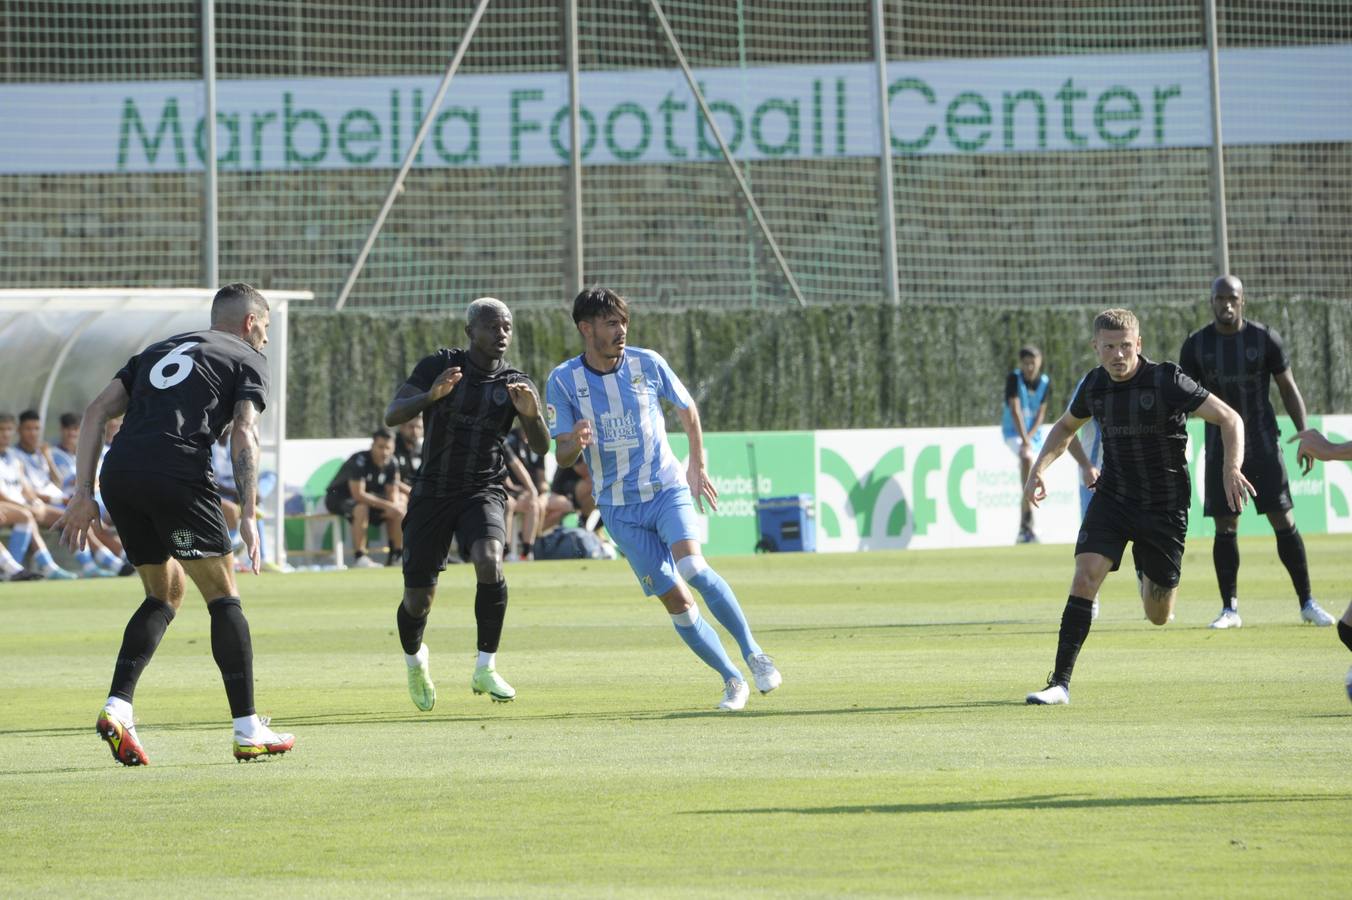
[56,283,294,764]
[1021,309,1254,705]
[384,298,550,711]
[1179,275,1335,629]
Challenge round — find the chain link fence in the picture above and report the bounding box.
[2,1,1349,310]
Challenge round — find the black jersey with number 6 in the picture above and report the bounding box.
[1068,356,1208,511]
[102,329,269,483]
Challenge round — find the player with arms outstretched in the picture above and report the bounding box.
[1022,308,1253,705]
[57,283,294,764]
[385,298,550,711]
[546,287,780,711]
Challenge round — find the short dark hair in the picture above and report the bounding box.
[572,287,629,325]
[211,282,269,328]
[18,409,39,424]
[372,427,393,442]
[59,412,80,429]
[1018,345,1041,360]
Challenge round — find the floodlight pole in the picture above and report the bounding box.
[566,0,584,297]
[333,0,495,310]
[872,0,900,306]
[201,0,219,289]
[646,0,807,308]
[1203,0,1230,277]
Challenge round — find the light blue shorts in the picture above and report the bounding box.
[601,487,701,597]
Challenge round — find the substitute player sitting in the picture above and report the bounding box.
[56,282,294,764]
[324,427,404,567]
[1023,308,1253,706]
[547,287,781,712]
[384,297,550,711]
[1180,275,1334,628]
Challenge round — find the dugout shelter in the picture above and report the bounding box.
[0,288,310,568]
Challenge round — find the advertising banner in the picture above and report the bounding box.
[280,417,1352,559]
[3,45,1348,174]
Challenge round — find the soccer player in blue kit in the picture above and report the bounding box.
[546,288,781,711]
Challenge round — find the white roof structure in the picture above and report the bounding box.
[0,288,312,567]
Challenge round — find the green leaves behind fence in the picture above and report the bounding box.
[288,298,1350,438]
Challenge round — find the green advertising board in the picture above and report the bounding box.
[1186,415,1325,537]
[667,431,816,557]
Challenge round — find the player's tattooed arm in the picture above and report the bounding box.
[386,367,462,426]
[231,398,263,574]
[230,398,261,515]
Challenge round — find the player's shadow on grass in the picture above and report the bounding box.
[0,700,1012,733]
[688,793,1351,816]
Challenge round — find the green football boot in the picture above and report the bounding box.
[471,666,515,702]
[407,644,436,712]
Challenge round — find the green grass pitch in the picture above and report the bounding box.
[3,536,1350,897]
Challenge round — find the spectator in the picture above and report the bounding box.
[45,412,80,490]
[15,410,124,577]
[1002,346,1051,544]
[324,427,405,568]
[502,428,544,559]
[394,418,423,500]
[0,412,77,579]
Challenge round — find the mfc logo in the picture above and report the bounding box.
[817,442,976,546]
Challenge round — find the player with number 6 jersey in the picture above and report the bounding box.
[56,283,294,766]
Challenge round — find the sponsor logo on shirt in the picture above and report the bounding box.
[599,408,640,451]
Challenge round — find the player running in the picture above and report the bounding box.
[384,297,550,711]
[1179,275,1335,628]
[546,287,780,711]
[1022,308,1253,705]
[56,283,294,764]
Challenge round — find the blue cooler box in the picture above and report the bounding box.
[756,494,817,552]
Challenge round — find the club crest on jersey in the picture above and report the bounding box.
[1139,393,1155,410]
[171,529,202,558]
[1245,346,1260,362]
[493,386,509,405]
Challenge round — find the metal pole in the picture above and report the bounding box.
[1203,0,1230,276]
[272,298,289,568]
[566,0,584,297]
[872,0,900,305]
[647,0,808,307]
[202,0,219,289]
[334,0,495,310]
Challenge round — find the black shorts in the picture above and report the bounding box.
[550,466,582,507]
[1076,492,1188,588]
[1204,445,1291,517]
[324,493,387,525]
[101,471,231,567]
[402,486,507,588]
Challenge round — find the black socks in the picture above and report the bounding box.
[396,601,428,656]
[1213,532,1239,608]
[1274,527,1313,606]
[208,597,255,718]
[108,597,176,703]
[1052,595,1095,688]
[475,580,508,654]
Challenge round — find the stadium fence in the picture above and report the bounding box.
[2,1,1351,312]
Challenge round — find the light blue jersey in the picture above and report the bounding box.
[546,347,692,507]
